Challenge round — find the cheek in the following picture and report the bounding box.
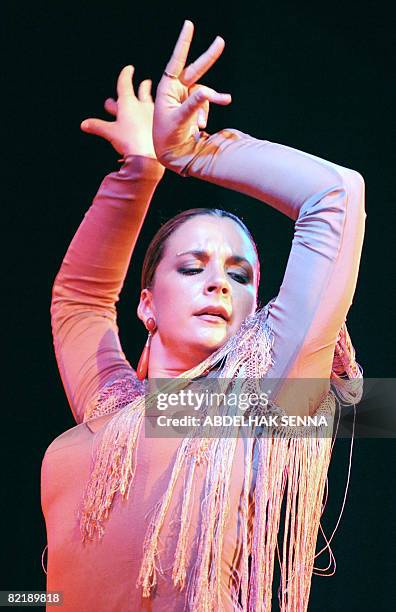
[233,285,256,317]
[151,273,202,320]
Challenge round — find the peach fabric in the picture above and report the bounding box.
[41,132,365,610]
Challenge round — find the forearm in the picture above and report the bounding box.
[52,156,164,310]
[167,128,362,220]
[51,156,164,422]
[170,128,366,385]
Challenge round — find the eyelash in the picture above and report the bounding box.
[177,267,249,285]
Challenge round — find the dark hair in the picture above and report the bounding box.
[141,208,260,290]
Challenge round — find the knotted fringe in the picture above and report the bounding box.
[232,396,334,612]
[239,436,255,610]
[79,300,361,611]
[135,309,275,607]
[331,321,363,404]
[79,302,274,543]
[172,441,206,590]
[137,437,194,597]
[185,436,239,609]
[79,402,146,541]
[133,395,335,612]
[271,404,333,611]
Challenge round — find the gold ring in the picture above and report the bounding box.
[163,70,179,79]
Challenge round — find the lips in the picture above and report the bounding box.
[194,305,231,322]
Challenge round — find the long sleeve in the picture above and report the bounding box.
[51,156,164,424]
[165,128,366,385]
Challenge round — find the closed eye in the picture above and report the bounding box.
[229,272,249,285]
[178,268,203,275]
[178,268,249,284]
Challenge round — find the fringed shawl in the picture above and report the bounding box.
[80,300,362,611]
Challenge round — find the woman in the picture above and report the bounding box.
[41,21,365,611]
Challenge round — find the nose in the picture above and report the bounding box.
[204,267,232,296]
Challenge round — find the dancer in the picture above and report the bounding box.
[41,20,365,611]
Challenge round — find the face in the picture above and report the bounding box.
[138,215,259,371]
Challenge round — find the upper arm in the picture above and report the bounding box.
[174,127,366,404]
[266,170,366,382]
[51,286,134,424]
[50,157,164,424]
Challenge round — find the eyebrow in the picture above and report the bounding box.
[176,249,254,267]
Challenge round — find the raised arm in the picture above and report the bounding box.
[153,22,366,393]
[51,67,164,424]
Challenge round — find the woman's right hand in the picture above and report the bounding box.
[81,65,157,159]
[153,20,232,170]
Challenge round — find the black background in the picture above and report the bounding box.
[5,0,396,609]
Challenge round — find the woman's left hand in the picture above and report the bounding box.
[153,20,232,170]
[81,65,157,159]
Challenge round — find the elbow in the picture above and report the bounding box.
[50,272,65,319]
[50,283,64,338]
[344,170,367,221]
[353,171,365,188]
[50,275,61,316]
[50,272,78,333]
[348,170,365,196]
[329,168,366,223]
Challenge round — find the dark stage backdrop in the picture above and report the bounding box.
[5,0,395,610]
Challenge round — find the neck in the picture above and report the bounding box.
[147,333,211,379]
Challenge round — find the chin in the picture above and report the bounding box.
[190,332,229,357]
[178,319,230,361]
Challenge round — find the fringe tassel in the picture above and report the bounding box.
[136,437,192,597]
[79,397,146,541]
[185,436,239,610]
[249,432,288,611]
[247,397,334,612]
[78,298,360,611]
[239,436,255,611]
[331,321,363,404]
[172,450,201,590]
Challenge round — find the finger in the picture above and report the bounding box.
[138,79,153,102]
[104,97,117,116]
[178,86,231,124]
[190,85,209,128]
[181,36,225,87]
[197,105,208,129]
[165,20,194,77]
[117,65,136,98]
[80,118,112,139]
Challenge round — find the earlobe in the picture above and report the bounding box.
[137,288,155,323]
[136,317,157,380]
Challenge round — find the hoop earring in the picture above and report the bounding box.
[136,317,156,381]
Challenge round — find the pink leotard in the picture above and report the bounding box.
[41,130,365,610]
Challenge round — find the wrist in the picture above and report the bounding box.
[122,148,157,159]
[118,154,165,180]
[120,140,157,160]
